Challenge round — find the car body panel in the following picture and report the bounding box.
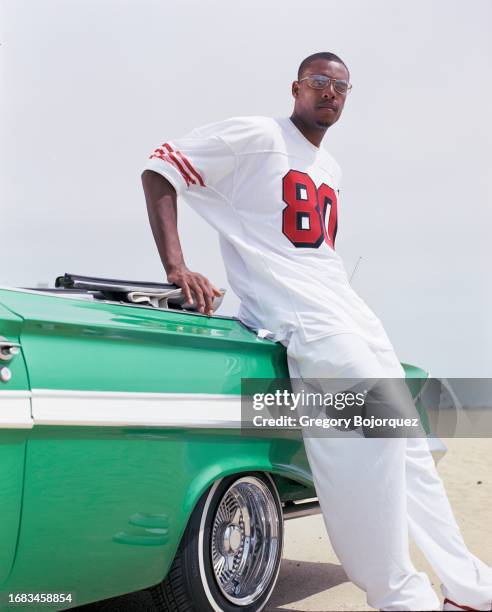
[0,288,284,393]
[5,426,311,605]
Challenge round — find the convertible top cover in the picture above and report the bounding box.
[53,273,225,312]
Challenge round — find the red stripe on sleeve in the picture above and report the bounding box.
[162,143,196,186]
[149,149,193,187]
[175,151,205,187]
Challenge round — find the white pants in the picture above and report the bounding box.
[286,331,492,611]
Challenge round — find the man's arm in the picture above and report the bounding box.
[141,169,221,316]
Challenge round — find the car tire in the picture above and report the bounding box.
[151,472,284,612]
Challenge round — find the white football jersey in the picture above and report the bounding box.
[144,116,393,350]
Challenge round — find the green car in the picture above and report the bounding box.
[0,275,433,612]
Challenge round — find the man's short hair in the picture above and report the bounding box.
[297,52,350,80]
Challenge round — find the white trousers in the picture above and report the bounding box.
[285,331,492,611]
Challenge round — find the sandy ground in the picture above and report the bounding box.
[77,438,491,612]
[266,438,492,611]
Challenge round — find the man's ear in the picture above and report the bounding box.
[292,81,299,98]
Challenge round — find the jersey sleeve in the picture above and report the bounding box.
[143,117,266,200]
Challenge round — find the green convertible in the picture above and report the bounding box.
[0,275,434,612]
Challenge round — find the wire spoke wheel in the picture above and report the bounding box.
[152,472,283,611]
[209,475,281,606]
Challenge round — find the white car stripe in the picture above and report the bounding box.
[0,391,33,429]
[30,389,242,428]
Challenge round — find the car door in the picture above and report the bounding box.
[0,303,32,587]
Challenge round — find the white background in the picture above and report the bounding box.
[1,0,491,376]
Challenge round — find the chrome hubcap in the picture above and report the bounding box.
[220,523,243,554]
[210,476,280,606]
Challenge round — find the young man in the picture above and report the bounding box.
[142,52,492,611]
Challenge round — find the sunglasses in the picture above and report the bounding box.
[298,74,352,95]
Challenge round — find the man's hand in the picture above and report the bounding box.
[167,264,222,317]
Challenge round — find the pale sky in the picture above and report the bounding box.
[1,0,491,376]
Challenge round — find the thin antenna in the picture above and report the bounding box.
[349,256,363,284]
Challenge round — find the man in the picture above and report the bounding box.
[142,52,492,611]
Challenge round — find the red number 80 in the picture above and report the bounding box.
[282,170,338,249]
